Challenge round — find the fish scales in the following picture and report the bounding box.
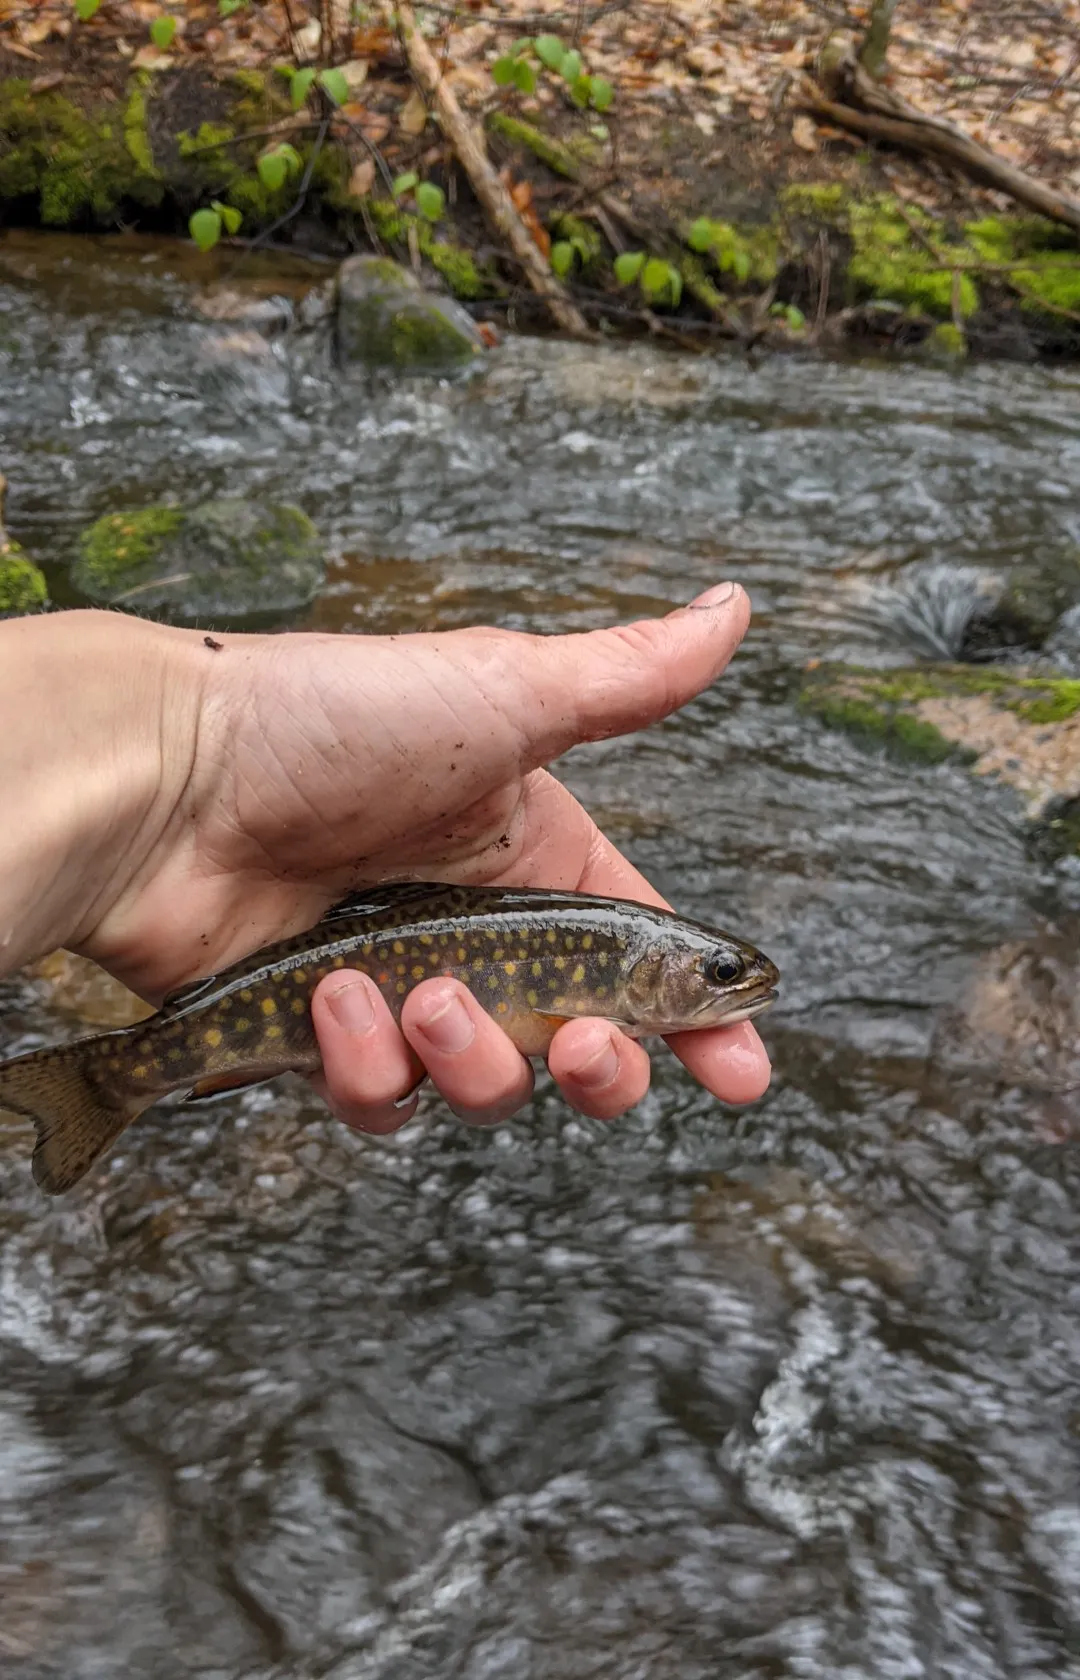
[0,883,779,1196]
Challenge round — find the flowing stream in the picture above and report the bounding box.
[3,231,1080,1679]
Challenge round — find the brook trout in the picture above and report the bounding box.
[0,882,779,1196]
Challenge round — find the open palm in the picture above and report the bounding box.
[81,585,772,1132]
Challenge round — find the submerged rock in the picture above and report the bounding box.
[71,499,325,625]
[334,254,485,376]
[801,661,1080,828]
[0,541,48,620]
[28,950,152,1030]
[0,472,48,619]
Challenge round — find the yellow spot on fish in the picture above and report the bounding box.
[333,955,345,968]
[204,1027,223,1048]
[595,985,606,999]
[526,989,538,1006]
[411,965,425,979]
[240,989,253,1003]
[265,1024,283,1040]
[504,962,517,976]
[457,948,467,963]
[261,998,277,1017]
[132,1064,148,1079]
[396,980,407,994]
[518,947,528,960]
[473,957,484,970]
[396,962,407,976]
[487,974,499,988]
[393,940,405,955]
[546,930,557,944]
[377,947,388,961]
[598,953,608,968]
[419,933,433,946]
[362,944,373,957]
[581,934,593,950]
[532,962,542,978]
[138,1039,152,1055]
[496,1001,508,1015]
[572,964,585,983]
[294,968,307,984]
[168,1047,182,1061]
[109,1057,122,1071]
[493,948,504,961]
[291,998,306,1015]
[555,955,566,970]
[565,935,575,950]
[234,1018,250,1033]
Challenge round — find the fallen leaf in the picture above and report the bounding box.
[4,41,42,61]
[132,46,176,70]
[357,110,391,143]
[400,88,428,136]
[30,71,66,94]
[336,59,368,91]
[792,112,819,151]
[20,15,59,44]
[510,178,533,212]
[347,156,376,197]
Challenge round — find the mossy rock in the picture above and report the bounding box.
[72,500,325,625]
[802,660,1080,825]
[334,254,486,375]
[992,551,1080,648]
[0,539,49,618]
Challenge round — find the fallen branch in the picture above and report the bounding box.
[387,1,591,338]
[800,39,1080,238]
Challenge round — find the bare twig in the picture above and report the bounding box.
[387,0,592,337]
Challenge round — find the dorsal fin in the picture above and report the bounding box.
[318,881,447,924]
[160,974,224,1014]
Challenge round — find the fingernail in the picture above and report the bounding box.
[688,581,738,610]
[326,978,375,1035]
[414,993,475,1054]
[572,1032,619,1091]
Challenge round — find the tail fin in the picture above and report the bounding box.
[0,1044,155,1195]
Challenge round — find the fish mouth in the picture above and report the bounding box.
[702,985,779,1026]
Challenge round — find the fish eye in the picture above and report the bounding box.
[706,950,744,985]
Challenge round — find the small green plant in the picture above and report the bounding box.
[491,33,614,111]
[276,63,351,110]
[770,302,806,330]
[149,12,176,48]
[391,173,445,222]
[257,142,302,192]
[73,0,101,19]
[549,222,596,279]
[614,250,683,308]
[688,217,752,282]
[219,0,247,14]
[189,201,243,252]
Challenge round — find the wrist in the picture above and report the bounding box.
[0,609,206,978]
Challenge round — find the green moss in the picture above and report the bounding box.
[678,251,729,318]
[925,321,968,361]
[780,182,848,221]
[75,507,185,594]
[486,111,581,179]
[123,78,157,176]
[803,662,1080,754]
[847,198,977,317]
[361,197,496,300]
[0,542,48,616]
[0,77,164,225]
[802,689,962,764]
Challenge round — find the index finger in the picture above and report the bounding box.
[573,826,773,1105]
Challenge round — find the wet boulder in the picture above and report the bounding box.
[801,661,1080,847]
[334,254,484,376]
[0,540,48,620]
[71,499,325,626]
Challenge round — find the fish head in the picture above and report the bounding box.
[618,926,780,1036]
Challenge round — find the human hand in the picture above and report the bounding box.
[0,586,771,1133]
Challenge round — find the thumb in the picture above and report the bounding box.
[516,581,751,766]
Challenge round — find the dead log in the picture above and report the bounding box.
[800,38,1080,239]
[386,1,592,338]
